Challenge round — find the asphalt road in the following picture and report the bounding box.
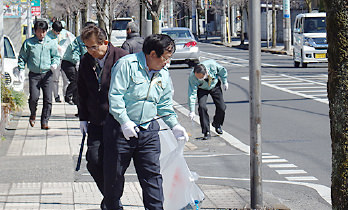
[169,42,331,210]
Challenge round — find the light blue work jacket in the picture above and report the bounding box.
[62,36,87,65]
[108,52,178,129]
[188,59,228,112]
[18,35,60,74]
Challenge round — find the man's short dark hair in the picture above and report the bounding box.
[34,20,48,32]
[52,21,63,32]
[83,21,97,28]
[81,25,107,44]
[194,64,207,74]
[142,34,175,57]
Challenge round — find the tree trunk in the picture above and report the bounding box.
[152,14,160,34]
[271,0,276,48]
[306,0,312,12]
[326,0,348,209]
[80,0,88,29]
[240,5,244,45]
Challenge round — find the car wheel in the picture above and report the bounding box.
[294,61,300,68]
[302,62,308,68]
[188,61,199,68]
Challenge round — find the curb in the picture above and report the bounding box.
[209,41,292,56]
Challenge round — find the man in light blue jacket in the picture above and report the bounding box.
[188,60,228,140]
[103,34,188,210]
[17,20,60,129]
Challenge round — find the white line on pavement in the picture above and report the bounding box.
[275,170,307,175]
[262,159,289,163]
[267,164,298,168]
[199,176,330,205]
[172,100,330,204]
[285,176,318,181]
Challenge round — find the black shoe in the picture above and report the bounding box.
[215,126,223,135]
[202,132,211,140]
[55,96,61,103]
[74,113,79,117]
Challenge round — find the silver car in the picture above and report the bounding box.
[161,27,200,67]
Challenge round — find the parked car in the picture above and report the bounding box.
[2,35,25,92]
[110,17,134,47]
[293,12,327,68]
[161,27,200,67]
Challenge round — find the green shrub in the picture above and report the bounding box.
[1,78,26,113]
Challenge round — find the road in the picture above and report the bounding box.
[169,42,331,210]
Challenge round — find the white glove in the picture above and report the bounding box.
[18,71,25,82]
[189,112,195,120]
[223,83,229,91]
[121,121,140,140]
[50,64,58,70]
[80,121,88,134]
[172,124,189,142]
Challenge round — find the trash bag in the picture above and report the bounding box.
[158,120,205,210]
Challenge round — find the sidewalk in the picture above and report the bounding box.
[0,80,289,209]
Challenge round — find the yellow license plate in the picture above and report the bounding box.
[315,53,326,58]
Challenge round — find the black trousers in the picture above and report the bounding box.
[61,60,78,105]
[103,114,164,210]
[86,123,105,195]
[28,71,53,125]
[197,80,226,134]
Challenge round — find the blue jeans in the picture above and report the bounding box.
[28,71,53,125]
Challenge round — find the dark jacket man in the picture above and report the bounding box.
[121,22,144,54]
[78,44,128,125]
[77,25,128,210]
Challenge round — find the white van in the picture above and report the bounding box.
[293,13,327,68]
[110,17,134,47]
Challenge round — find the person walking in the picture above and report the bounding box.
[121,22,144,54]
[62,22,96,108]
[188,59,228,140]
[47,20,74,103]
[17,20,60,129]
[77,25,128,210]
[103,34,189,210]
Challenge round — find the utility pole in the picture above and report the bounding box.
[266,0,269,48]
[205,0,208,40]
[249,0,263,208]
[221,0,227,43]
[283,0,291,52]
[0,0,3,121]
[192,0,197,37]
[27,0,32,39]
[170,0,174,27]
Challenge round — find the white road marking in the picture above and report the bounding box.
[241,74,329,104]
[286,176,318,181]
[172,100,328,204]
[262,159,288,163]
[184,153,248,158]
[262,155,280,159]
[268,164,298,168]
[199,176,330,204]
[200,51,278,67]
[276,169,307,175]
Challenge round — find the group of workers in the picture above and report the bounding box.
[16,19,228,209]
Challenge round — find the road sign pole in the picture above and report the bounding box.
[283,0,291,52]
[249,0,263,208]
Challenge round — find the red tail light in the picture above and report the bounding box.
[184,41,197,47]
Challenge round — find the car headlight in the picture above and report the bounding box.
[304,37,314,47]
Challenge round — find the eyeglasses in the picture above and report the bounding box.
[160,55,172,62]
[84,45,100,51]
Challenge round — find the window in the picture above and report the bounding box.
[304,17,326,33]
[4,37,15,59]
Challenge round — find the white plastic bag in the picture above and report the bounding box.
[158,120,205,210]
